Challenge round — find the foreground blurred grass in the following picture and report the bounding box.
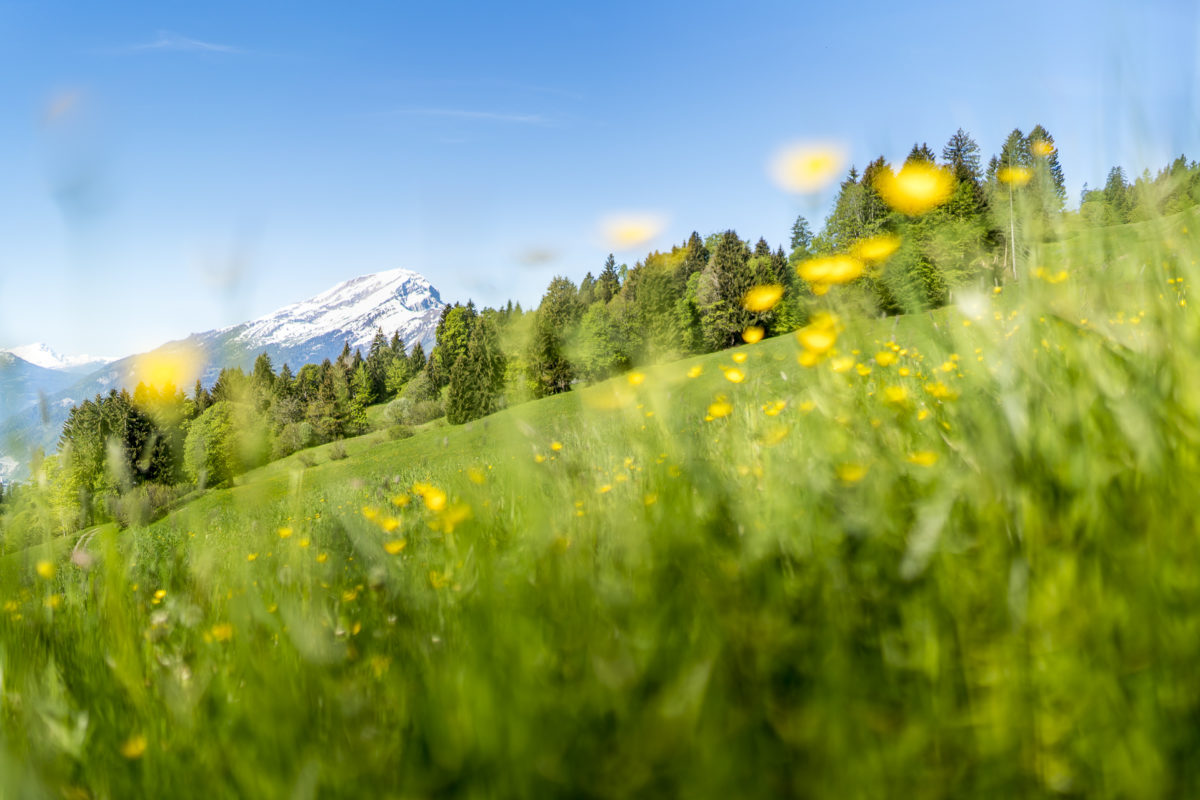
[2,209,1200,797]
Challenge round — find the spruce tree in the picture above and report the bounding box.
[596,255,621,303]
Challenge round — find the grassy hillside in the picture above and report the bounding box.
[2,209,1200,797]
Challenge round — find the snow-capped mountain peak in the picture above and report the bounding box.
[2,343,116,373]
[231,268,443,352]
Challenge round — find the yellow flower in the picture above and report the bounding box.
[598,484,613,494]
[391,494,411,508]
[831,356,855,373]
[298,537,311,548]
[731,352,748,364]
[210,623,234,642]
[316,553,328,564]
[875,350,897,367]
[796,312,840,356]
[601,213,666,250]
[907,451,939,467]
[153,589,167,601]
[855,363,872,377]
[381,517,401,533]
[851,234,901,263]
[798,254,864,288]
[723,367,745,383]
[876,162,953,215]
[742,284,785,312]
[1031,139,1055,157]
[742,326,765,344]
[277,526,293,539]
[708,397,733,418]
[384,539,407,555]
[686,364,703,378]
[997,166,1032,187]
[762,400,787,416]
[246,553,258,562]
[430,503,472,534]
[361,506,379,520]
[120,734,148,760]
[627,371,646,386]
[429,570,451,589]
[883,385,908,404]
[35,560,54,580]
[550,441,563,452]
[768,141,847,194]
[1033,266,1069,284]
[837,463,868,483]
[419,485,447,512]
[133,342,205,391]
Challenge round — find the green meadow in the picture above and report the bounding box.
[1,208,1198,797]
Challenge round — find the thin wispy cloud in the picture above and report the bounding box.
[386,107,550,125]
[123,30,242,54]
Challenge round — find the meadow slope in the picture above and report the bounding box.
[2,209,1200,797]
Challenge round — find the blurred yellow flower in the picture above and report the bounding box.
[907,451,939,467]
[798,254,864,288]
[742,326,765,344]
[768,141,848,194]
[381,517,401,533]
[35,560,54,580]
[687,365,703,378]
[550,441,563,452]
[875,351,897,367]
[742,284,785,312]
[627,371,646,386]
[277,527,293,539]
[732,352,748,364]
[837,463,868,483]
[412,483,447,511]
[1031,139,1055,157]
[851,234,902,263]
[998,166,1032,187]
[884,386,908,404]
[247,553,258,562]
[876,162,953,215]
[316,553,328,564]
[723,367,745,383]
[134,343,205,391]
[601,213,665,250]
[429,570,451,590]
[708,397,733,418]
[210,623,234,642]
[831,356,855,373]
[384,539,407,555]
[120,734,148,760]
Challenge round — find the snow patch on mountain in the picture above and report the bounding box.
[230,268,443,352]
[4,343,117,374]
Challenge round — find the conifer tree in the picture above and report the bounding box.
[596,254,621,303]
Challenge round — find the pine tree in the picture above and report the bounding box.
[698,231,756,349]
[906,142,937,164]
[596,255,621,303]
[789,215,813,254]
[193,380,212,414]
[942,128,982,186]
[408,341,427,375]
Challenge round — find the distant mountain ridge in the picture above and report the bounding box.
[2,343,116,375]
[0,268,445,481]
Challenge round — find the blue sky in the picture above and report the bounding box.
[0,0,1196,356]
